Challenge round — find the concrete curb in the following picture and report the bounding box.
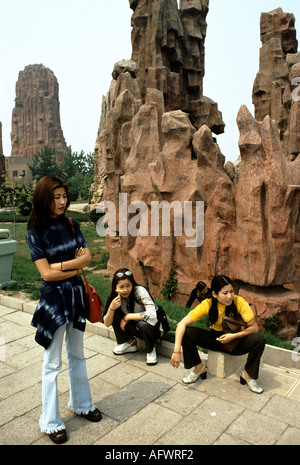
[1,293,299,372]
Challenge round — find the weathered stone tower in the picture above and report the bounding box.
[10,64,69,162]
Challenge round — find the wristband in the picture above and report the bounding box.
[173,350,180,353]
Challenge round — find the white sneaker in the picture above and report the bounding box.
[113,340,138,355]
[146,348,157,365]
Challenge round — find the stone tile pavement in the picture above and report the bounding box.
[1,295,300,447]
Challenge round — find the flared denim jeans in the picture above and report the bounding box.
[40,322,95,434]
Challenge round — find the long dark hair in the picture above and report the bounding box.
[196,281,211,298]
[208,275,238,326]
[27,176,70,233]
[104,268,139,315]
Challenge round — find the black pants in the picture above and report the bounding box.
[112,309,161,353]
[182,327,265,379]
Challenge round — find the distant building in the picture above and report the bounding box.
[4,156,33,187]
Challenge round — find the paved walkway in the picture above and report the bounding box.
[1,295,300,447]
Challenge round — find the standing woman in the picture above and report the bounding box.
[170,275,265,394]
[27,176,101,444]
[103,268,162,365]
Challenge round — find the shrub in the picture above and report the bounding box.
[161,264,178,300]
[263,313,281,335]
[89,208,104,224]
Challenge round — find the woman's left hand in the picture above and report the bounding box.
[75,247,85,258]
[120,315,129,331]
[216,333,236,344]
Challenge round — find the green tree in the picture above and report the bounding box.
[85,152,94,176]
[68,172,94,201]
[0,174,22,208]
[28,147,95,201]
[61,151,94,200]
[29,146,62,181]
[61,150,94,179]
[17,182,36,216]
[60,151,77,179]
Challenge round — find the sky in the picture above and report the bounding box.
[1,0,300,164]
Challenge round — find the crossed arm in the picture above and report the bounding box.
[34,247,92,281]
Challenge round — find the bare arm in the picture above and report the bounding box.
[216,318,258,345]
[49,247,92,272]
[120,312,143,331]
[34,258,80,282]
[103,295,122,327]
[170,315,194,368]
[34,247,92,282]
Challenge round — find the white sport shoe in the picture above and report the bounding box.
[113,340,138,355]
[146,348,157,365]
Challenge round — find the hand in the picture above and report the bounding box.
[75,247,85,258]
[120,315,129,331]
[110,295,121,311]
[216,333,236,344]
[170,351,181,368]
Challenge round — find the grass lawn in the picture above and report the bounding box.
[0,219,112,301]
[0,219,208,343]
[0,220,295,349]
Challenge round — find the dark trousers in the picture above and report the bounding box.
[112,309,161,353]
[182,327,265,380]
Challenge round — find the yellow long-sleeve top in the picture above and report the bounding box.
[188,295,254,332]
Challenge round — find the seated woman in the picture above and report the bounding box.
[185,281,210,308]
[103,268,162,365]
[170,275,265,394]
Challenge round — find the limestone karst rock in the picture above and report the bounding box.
[10,64,69,161]
[93,2,300,338]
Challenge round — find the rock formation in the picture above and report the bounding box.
[253,8,300,163]
[10,64,69,161]
[130,0,224,133]
[93,2,300,338]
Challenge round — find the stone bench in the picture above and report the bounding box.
[85,321,248,378]
[206,351,247,378]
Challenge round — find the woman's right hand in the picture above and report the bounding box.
[170,351,181,368]
[103,295,121,328]
[110,295,121,311]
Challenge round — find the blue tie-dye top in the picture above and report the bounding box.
[27,216,87,265]
[27,216,89,349]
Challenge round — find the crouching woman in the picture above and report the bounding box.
[103,269,162,365]
[170,275,265,394]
